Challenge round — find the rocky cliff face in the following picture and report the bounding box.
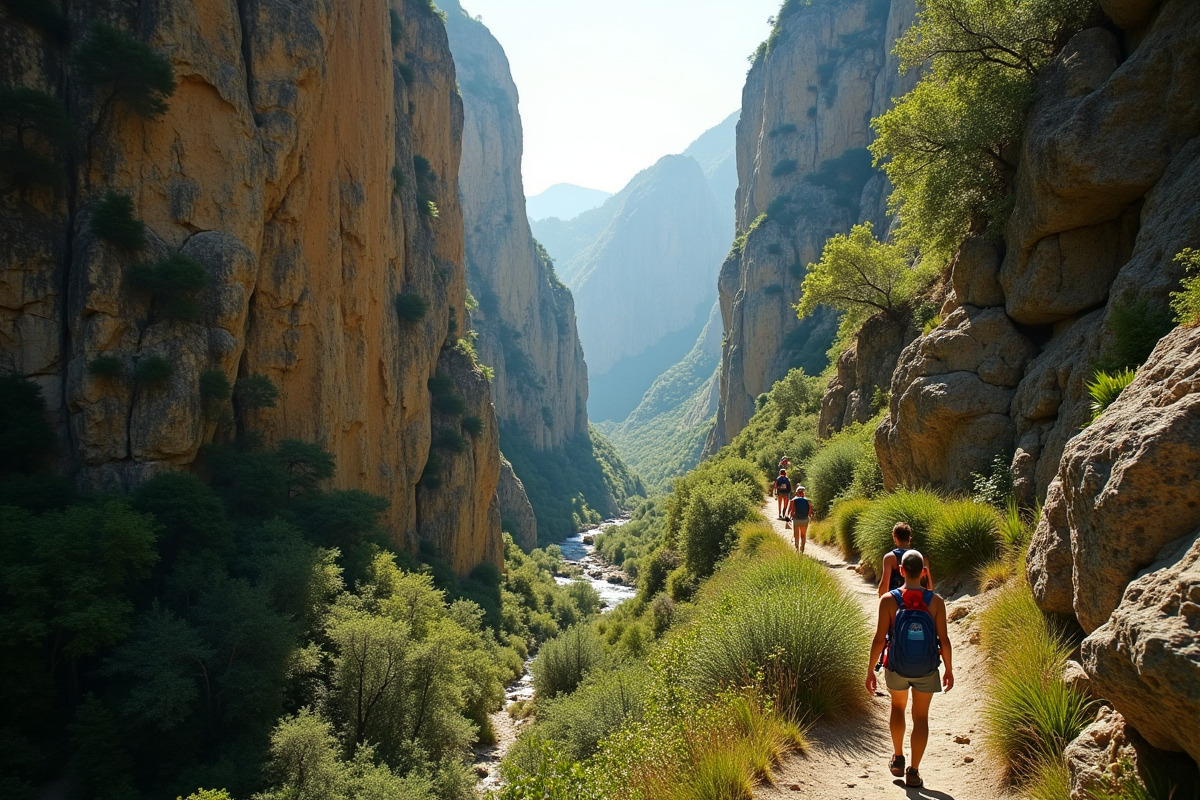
[441,0,588,454]
[0,0,502,574]
[708,0,917,452]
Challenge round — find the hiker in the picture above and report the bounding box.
[773,469,792,519]
[787,486,811,553]
[778,454,790,471]
[877,522,934,596]
[866,550,954,789]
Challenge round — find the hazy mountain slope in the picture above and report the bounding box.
[526,183,613,221]
[684,111,740,239]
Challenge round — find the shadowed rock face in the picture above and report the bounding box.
[708,0,918,453]
[0,0,502,574]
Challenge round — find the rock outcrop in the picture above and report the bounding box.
[708,0,918,452]
[0,0,502,574]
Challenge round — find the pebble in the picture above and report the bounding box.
[955,735,971,744]
[964,756,975,763]
[787,783,802,791]
[949,606,970,622]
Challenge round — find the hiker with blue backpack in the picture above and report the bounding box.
[773,469,792,519]
[865,550,954,789]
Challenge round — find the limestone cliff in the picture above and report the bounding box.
[707,0,917,452]
[0,0,502,574]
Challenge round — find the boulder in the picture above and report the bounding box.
[1062,659,1092,698]
[950,236,1005,309]
[1027,477,1077,615]
[1065,707,1141,800]
[1047,326,1200,631]
[497,458,538,552]
[876,306,1036,489]
[1100,0,1162,31]
[819,311,916,438]
[1082,530,1200,761]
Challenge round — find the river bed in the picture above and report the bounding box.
[473,518,635,793]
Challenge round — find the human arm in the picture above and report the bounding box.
[934,595,954,691]
[866,594,894,694]
[877,553,895,597]
[924,564,934,592]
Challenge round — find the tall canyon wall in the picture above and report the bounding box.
[0,0,502,573]
[707,0,917,452]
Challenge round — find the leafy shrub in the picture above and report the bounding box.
[666,565,697,603]
[636,546,675,600]
[132,354,173,386]
[432,427,466,453]
[531,623,604,699]
[461,415,484,436]
[771,159,798,177]
[534,666,649,761]
[1171,248,1200,327]
[0,87,71,190]
[679,483,758,578]
[1096,298,1173,373]
[854,489,946,575]
[805,437,860,516]
[979,583,1094,781]
[1087,367,1135,421]
[829,496,871,558]
[650,592,675,635]
[389,8,403,46]
[197,369,231,401]
[394,291,428,322]
[87,354,123,378]
[971,452,1015,508]
[126,254,209,321]
[929,499,1000,579]
[90,191,146,250]
[235,373,278,410]
[681,552,869,720]
[73,22,176,119]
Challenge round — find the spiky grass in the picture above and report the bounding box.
[829,496,871,558]
[854,489,946,575]
[930,498,1001,578]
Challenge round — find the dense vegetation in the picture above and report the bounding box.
[0,374,603,800]
[500,424,644,545]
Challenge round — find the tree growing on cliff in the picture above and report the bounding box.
[72,22,176,119]
[796,222,929,337]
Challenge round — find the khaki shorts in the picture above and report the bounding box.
[885,667,942,694]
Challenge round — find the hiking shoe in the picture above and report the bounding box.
[905,767,922,788]
[888,754,905,777]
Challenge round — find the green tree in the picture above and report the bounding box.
[0,373,55,475]
[679,482,758,578]
[797,222,927,336]
[259,708,349,800]
[73,22,177,119]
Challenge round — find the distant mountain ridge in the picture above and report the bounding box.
[526,183,613,222]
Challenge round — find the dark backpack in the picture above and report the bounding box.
[790,497,811,519]
[775,476,791,493]
[887,547,908,591]
[887,588,940,678]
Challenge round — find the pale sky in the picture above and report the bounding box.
[455,0,783,196]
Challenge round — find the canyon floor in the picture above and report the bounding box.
[756,501,1011,800]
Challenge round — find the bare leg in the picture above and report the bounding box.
[910,690,934,769]
[799,523,807,553]
[888,688,908,759]
[792,528,800,550]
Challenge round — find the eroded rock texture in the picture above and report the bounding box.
[0,0,501,574]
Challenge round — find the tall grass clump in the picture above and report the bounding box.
[1087,367,1136,421]
[678,553,869,720]
[829,496,871,559]
[805,437,859,516]
[532,623,604,700]
[979,583,1094,781]
[854,489,946,575]
[929,499,1001,579]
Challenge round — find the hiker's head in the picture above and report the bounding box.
[901,550,925,578]
[795,486,805,496]
[779,469,786,475]
[892,522,913,545]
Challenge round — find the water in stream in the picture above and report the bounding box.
[474,518,636,792]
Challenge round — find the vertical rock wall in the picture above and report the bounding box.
[707,0,917,452]
[0,0,502,574]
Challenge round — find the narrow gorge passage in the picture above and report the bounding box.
[755,500,1010,800]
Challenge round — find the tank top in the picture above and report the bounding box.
[887,547,908,591]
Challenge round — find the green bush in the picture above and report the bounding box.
[432,427,466,453]
[806,438,860,516]
[534,666,649,762]
[198,369,231,401]
[679,483,758,578]
[854,489,946,575]
[0,87,71,190]
[394,290,429,322]
[73,22,176,119]
[87,354,123,378]
[929,499,1000,579]
[1171,248,1200,327]
[126,254,209,321]
[979,583,1094,781]
[1096,298,1173,373]
[1087,367,1136,422]
[531,624,604,700]
[971,452,1015,508]
[666,565,697,603]
[132,354,173,386]
[680,552,869,720]
[461,415,484,436]
[771,159,798,177]
[90,191,146,250]
[389,9,403,46]
[235,373,279,409]
[829,496,871,558]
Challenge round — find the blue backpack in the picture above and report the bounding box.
[887,588,940,678]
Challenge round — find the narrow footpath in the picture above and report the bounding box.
[756,500,1010,800]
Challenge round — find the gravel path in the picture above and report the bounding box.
[755,501,1011,800]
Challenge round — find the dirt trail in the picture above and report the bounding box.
[757,501,1010,800]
